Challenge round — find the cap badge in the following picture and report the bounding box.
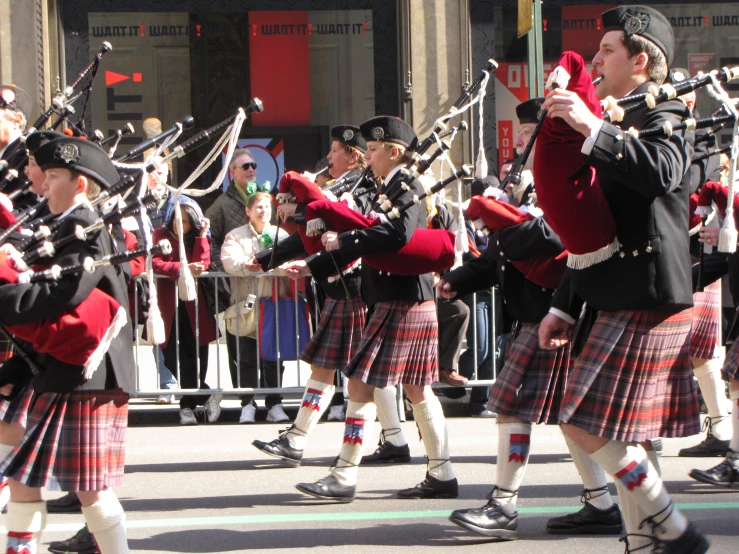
[342,129,355,142]
[371,127,385,140]
[0,88,15,107]
[55,144,80,165]
[621,10,649,35]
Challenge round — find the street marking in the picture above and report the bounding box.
[22,501,739,533]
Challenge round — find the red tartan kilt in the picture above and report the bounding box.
[0,389,129,492]
[488,323,571,424]
[343,300,438,387]
[300,297,367,370]
[721,338,739,382]
[690,279,721,360]
[560,308,700,442]
[0,386,34,426]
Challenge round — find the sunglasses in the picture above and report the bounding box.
[242,162,257,170]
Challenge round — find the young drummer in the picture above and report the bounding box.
[0,136,134,554]
[282,116,457,501]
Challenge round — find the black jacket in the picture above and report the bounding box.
[445,218,564,323]
[306,168,434,306]
[552,81,693,316]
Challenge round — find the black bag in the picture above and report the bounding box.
[199,264,232,315]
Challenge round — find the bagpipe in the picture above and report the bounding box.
[602,66,739,123]
[532,51,620,269]
[0,239,170,375]
[465,195,567,289]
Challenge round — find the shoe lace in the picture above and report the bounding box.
[580,485,609,505]
[619,534,657,553]
[638,501,674,537]
[279,424,307,440]
[373,428,401,452]
[485,485,517,500]
[329,454,358,472]
[424,455,452,476]
[702,415,728,437]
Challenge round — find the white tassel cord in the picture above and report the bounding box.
[566,239,621,269]
[474,70,491,180]
[703,74,739,253]
[173,193,197,301]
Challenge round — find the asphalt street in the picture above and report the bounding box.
[34,401,739,553]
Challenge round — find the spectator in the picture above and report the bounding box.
[152,200,221,425]
[221,192,291,423]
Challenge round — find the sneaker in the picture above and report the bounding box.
[204,393,222,423]
[48,525,98,554]
[157,394,175,404]
[239,404,257,424]
[327,405,346,422]
[180,407,197,425]
[472,409,497,418]
[266,403,290,423]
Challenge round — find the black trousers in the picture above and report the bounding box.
[226,331,285,409]
[164,302,210,410]
[437,297,471,370]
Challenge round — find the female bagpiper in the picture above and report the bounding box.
[283,116,456,501]
[0,136,134,554]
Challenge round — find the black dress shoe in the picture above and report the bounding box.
[397,472,458,499]
[678,433,730,457]
[361,440,411,465]
[449,498,518,539]
[46,492,82,513]
[296,474,356,503]
[689,455,739,488]
[48,525,97,554]
[547,502,623,535]
[652,522,710,554]
[252,433,303,467]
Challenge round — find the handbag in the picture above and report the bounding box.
[224,294,258,337]
[199,263,232,316]
[258,294,311,362]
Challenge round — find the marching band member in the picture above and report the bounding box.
[282,116,457,502]
[538,6,707,552]
[0,136,134,554]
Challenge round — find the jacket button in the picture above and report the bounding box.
[501,266,505,271]
[632,250,639,257]
[616,153,623,160]
[646,245,653,253]
[355,239,359,244]
[619,251,626,258]
[615,135,623,141]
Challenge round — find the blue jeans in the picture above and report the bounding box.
[458,293,495,411]
[156,345,178,389]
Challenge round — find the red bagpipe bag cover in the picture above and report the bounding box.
[696,180,739,227]
[304,198,456,275]
[466,196,566,289]
[0,252,127,372]
[533,51,619,269]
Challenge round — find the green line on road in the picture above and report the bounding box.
[21,501,739,534]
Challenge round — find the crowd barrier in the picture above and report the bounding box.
[131,272,501,404]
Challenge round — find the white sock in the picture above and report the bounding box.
[331,401,376,486]
[695,359,731,440]
[374,386,406,447]
[288,379,335,449]
[82,494,129,554]
[412,396,455,482]
[0,443,14,511]
[731,390,739,452]
[491,422,532,516]
[591,440,687,540]
[563,433,614,510]
[6,501,46,554]
[646,444,661,477]
[614,478,652,552]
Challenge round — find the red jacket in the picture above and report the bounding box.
[152,227,217,348]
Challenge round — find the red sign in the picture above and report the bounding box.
[498,120,514,171]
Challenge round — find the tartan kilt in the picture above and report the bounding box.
[342,300,438,387]
[721,337,739,381]
[0,386,34,427]
[690,279,721,360]
[488,323,570,424]
[559,307,700,442]
[300,297,367,370]
[0,389,129,492]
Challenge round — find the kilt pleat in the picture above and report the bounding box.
[0,386,34,427]
[300,297,367,370]
[690,280,721,360]
[0,389,129,491]
[342,300,438,387]
[559,308,700,443]
[488,323,570,424]
[721,337,739,382]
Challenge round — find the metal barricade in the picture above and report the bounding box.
[131,274,502,400]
